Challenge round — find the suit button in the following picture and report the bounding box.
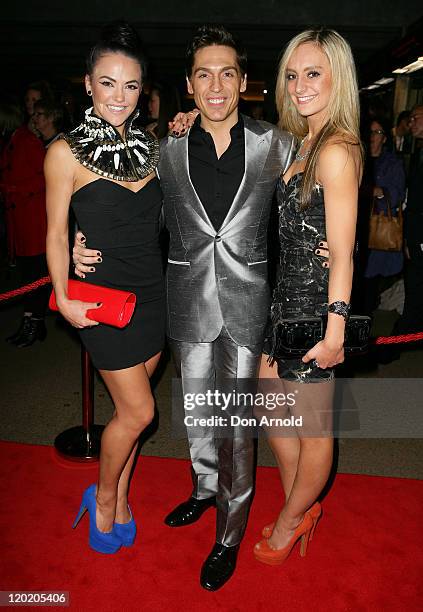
[215,235,222,242]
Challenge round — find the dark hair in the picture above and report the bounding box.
[396,110,410,127]
[371,116,391,137]
[34,99,63,131]
[149,82,181,139]
[86,21,147,78]
[26,80,55,103]
[370,115,393,151]
[185,25,247,78]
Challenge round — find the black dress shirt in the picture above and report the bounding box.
[188,114,245,230]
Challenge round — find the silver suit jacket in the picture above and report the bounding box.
[158,114,295,346]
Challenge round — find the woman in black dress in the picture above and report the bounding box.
[255,29,362,564]
[46,23,165,553]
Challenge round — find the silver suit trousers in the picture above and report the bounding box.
[169,327,262,546]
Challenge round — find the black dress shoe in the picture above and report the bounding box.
[14,318,47,348]
[164,496,216,527]
[200,543,239,591]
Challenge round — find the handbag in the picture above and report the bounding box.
[368,194,403,252]
[272,315,372,358]
[49,279,136,328]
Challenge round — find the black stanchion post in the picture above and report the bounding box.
[82,348,94,431]
[54,347,104,462]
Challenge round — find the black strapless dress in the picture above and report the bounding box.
[265,173,334,382]
[70,177,165,370]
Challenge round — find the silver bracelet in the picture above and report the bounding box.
[327,301,351,321]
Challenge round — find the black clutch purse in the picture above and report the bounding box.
[273,315,372,358]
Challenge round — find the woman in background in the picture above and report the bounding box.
[2,90,49,347]
[361,117,405,315]
[32,99,64,148]
[24,80,55,135]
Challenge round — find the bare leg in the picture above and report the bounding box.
[115,443,138,523]
[114,352,161,523]
[267,377,334,550]
[258,355,300,501]
[95,352,161,532]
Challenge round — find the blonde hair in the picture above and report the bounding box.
[275,28,362,207]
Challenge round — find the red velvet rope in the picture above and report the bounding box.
[1,277,422,346]
[0,276,51,301]
[374,332,423,345]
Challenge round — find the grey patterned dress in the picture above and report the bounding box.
[266,172,334,382]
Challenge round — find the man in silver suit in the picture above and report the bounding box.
[73,25,295,590]
[159,26,295,590]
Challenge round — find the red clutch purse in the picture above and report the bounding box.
[49,279,136,328]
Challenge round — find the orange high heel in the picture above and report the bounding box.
[262,501,322,540]
[254,513,313,565]
[309,502,322,540]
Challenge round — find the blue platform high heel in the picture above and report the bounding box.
[114,506,137,547]
[72,484,121,554]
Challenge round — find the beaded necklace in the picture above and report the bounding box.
[64,107,159,181]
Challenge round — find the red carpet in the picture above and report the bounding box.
[0,441,422,611]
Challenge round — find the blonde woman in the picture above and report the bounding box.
[255,28,362,564]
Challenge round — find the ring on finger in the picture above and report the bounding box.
[313,359,321,368]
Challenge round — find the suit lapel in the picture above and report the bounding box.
[167,116,271,233]
[220,115,270,231]
[167,134,215,232]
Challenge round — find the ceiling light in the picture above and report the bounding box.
[374,77,395,85]
[393,57,423,74]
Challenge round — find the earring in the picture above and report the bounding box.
[87,90,92,96]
